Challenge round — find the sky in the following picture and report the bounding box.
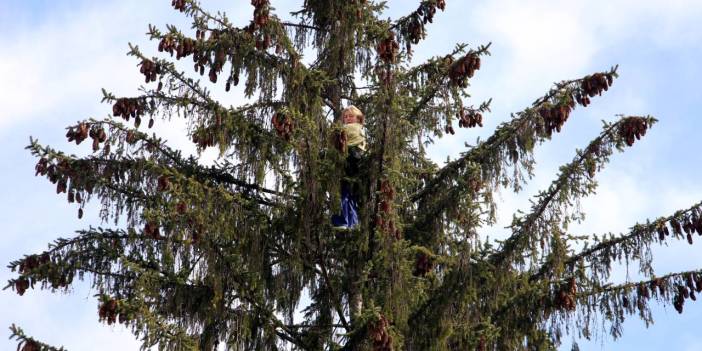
[1,0,701,349]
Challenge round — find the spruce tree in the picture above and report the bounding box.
[7,1,702,350]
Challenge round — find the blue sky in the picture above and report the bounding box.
[1,0,701,350]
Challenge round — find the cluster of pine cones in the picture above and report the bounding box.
[17,340,40,351]
[66,187,82,204]
[192,128,217,149]
[255,33,273,51]
[65,122,89,145]
[618,117,649,146]
[615,273,702,314]
[444,108,484,135]
[66,123,108,152]
[406,17,425,45]
[538,98,575,136]
[448,53,481,87]
[580,73,613,98]
[333,129,347,152]
[112,97,147,123]
[144,221,161,239]
[197,38,225,83]
[12,253,71,296]
[158,34,196,60]
[18,253,50,275]
[405,0,445,44]
[34,158,49,177]
[251,0,270,28]
[637,282,652,301]
[13,277,30,296]
[157,175,171,192]
[98,298,130,325]
[171,0,187,12]
[139,58,162,83]
[225,72,240,92]
[417,0,445,25]
[574,73,614,106]
[378,181,394,215]
[413,251,434,277]
[536,72,616,136]
[458,107,484,128]
[34,157,69,194]
[673,276,702,314]
[370,315,393,351]
[648,278,667,298]
[554,277,577,311]
[377,33,399,63]
[272,112,294,141]
[249,0,272,51]
[657,212,702,245]
[158,30,229,84]
[35,155,92,218]
[210,47,227,83]
[88,125,108,151]
[377,180,401,239]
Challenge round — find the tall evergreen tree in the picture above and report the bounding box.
[7,1,702,350]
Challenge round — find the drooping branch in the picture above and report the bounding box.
[490,116,657,269]
[166,0,304,64]
[411,67,619,203]
[125,45,289,150]
[9,324,68,351]
[535,200,702,282]
[490,199,702,348]
[406,69,620,251]
[6,224,310,349]
[390,0,447,54]
[404,43,492,125]
[401,116,655,349]
[6,228,197,294]
[490,267,702,347]
[28,133,274,231]
[567,268,702,341]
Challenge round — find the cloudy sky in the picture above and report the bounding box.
[1,0,701,350]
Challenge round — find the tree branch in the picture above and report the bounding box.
[532,200,702,282]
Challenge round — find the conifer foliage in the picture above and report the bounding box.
[7,1,701,350]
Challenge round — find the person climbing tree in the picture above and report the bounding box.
[332,105,367,229]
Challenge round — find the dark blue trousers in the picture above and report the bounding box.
[331,147,362,228]
[332,181,359,228]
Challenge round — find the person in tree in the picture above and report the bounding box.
[332,105,367,229]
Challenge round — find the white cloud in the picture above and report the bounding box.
[455,0,702,112]
[2,286,142,350]
[0,2,148,130]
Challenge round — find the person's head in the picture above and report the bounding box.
[342,105,364,125]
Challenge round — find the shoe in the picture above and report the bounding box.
[332,225,350,231]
